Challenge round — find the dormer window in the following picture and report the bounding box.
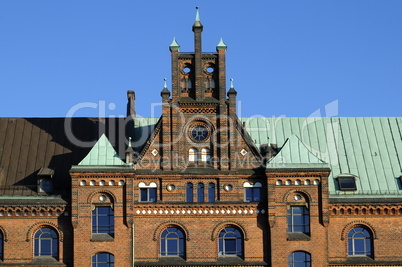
[337,175,357,191]
[37,167,54,194]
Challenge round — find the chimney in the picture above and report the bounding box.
[127,90,136,118]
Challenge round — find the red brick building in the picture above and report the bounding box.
[0,8,402,267]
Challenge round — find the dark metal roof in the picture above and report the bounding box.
[0,117,132,197]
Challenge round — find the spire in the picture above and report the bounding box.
[125,137,135,164]
[216,38,227,51]
[193,6,203,30]
[161,78,171,100]
[169,37,180,52]
[227,78,237,96]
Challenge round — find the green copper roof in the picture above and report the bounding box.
[169,38,180,52]
[78,134,125,166]
[268,134,326,166]
[241,117,402,196]
[216,38,227,51]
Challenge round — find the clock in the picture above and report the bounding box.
[190,124,209,142]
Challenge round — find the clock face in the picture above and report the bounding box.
[190,125,209,142]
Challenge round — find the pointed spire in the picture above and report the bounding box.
[161,78,171,100]
[125,137,134,153]
[169,37,180,52]
[227,78,237,96]
[193,6,203,30]
[216,38,227,51]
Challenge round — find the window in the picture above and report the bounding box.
[208,183,215,202]
[338,176,357,191]
[348,227,373,257]
[34,227,58,258]
[160,227,185,257]
[218,227,243,257]
[139,182,157,202]
[287,206,310,234]
[186,183,193,202]
[92,252,114,267]
[201,148,211,162]
[288,251,311,267]
[197,183,204,202]
[244,182,262,201]
[39,179,53,194]
[92,206,114,235]
[189,148,198,163]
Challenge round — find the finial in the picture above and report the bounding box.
[193,6,203,28]
[195,6,200,22]
[169,37,180,52]
[227,78,237,97]
[128,137,132,147]
[161,78,171,99]
[216,38,227,51]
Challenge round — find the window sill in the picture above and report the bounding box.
[31,257,64,265]
[287,232,310,241]
[91,233,114,242]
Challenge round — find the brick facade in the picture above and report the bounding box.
[0,9,401,267]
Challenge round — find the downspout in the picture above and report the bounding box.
[132,221,135,266]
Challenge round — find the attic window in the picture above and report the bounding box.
[37,167,54,194]
[337,176,357,191]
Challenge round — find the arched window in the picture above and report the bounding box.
[197,183,204,202]
[92,206,114,235]
[208,183,215,202]
[92,252,114,267]
[189,148,198,163]
[288,251,311,267]
[186,183,193,202]
[244,182,262,201]
[218,227,243,257]
[201,148,211,163]
[160,227,185,257]
[34,227,58,258]
[348,227,373,257]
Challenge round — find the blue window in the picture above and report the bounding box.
[244,182,262,201]
[287,206,310,234]
[218,227,243,257]
[186,183,193,202]
[348,227,373,257]
[92,252,114,267]
[208,183,215,202]
[92,206,114,235]
[160,227,185,257]
[34,227,58,258]
[140,188,157,202]
[288,251,311,267]
[197,183,204,202]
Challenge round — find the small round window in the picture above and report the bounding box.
[224,184,233,191]
[183,67,191,74]
[206,67,214,73]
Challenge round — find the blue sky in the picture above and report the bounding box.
[0,1,401,118]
